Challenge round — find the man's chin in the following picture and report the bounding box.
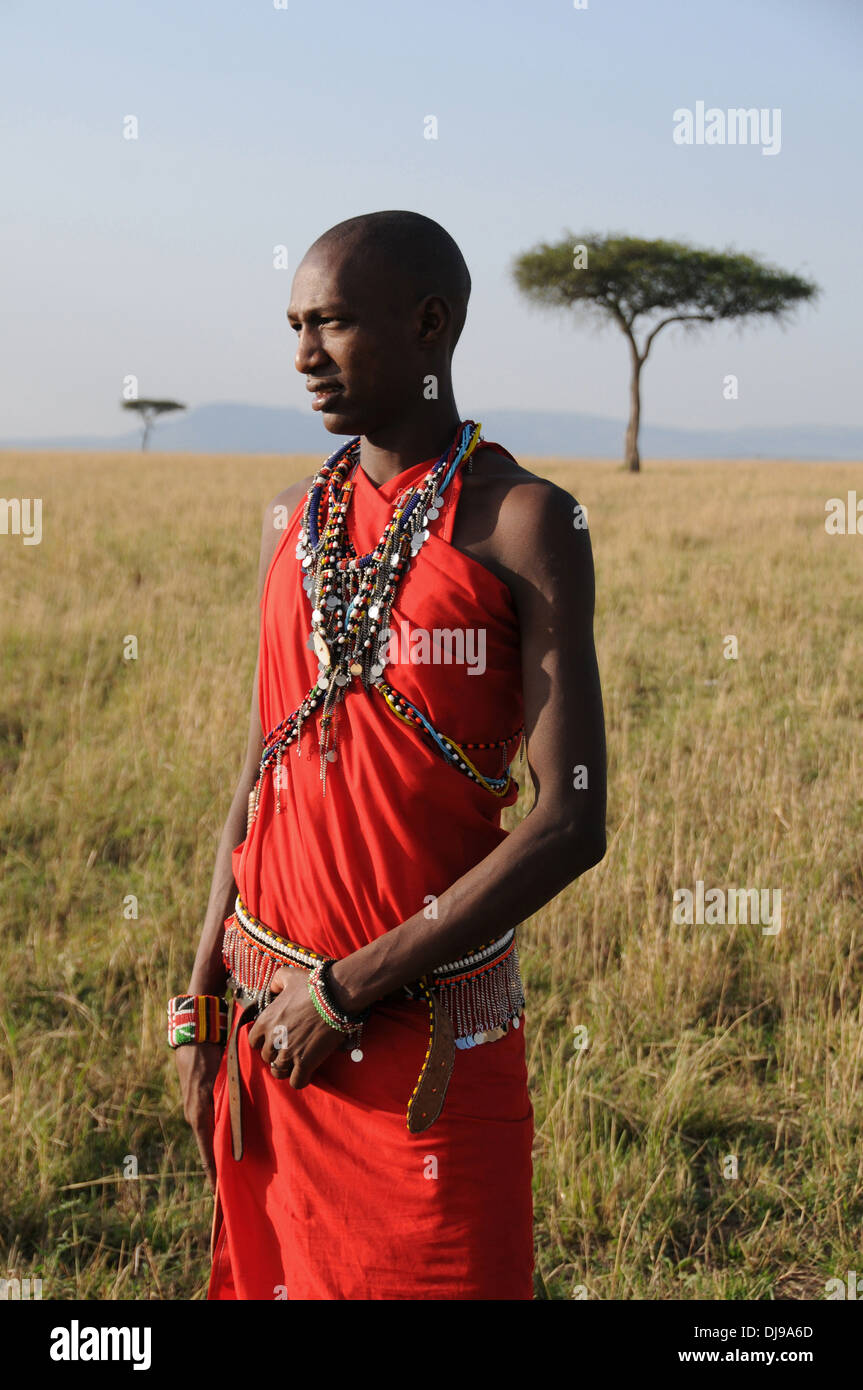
[319,402,366,436]
[321,415,355,435]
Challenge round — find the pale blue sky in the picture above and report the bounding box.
[1,0,859,438]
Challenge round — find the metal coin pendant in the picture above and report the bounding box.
[313,630,331,666]
[349,661,363,676]
[351,1048,363,1062]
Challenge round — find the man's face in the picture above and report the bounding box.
[288,248,423,437]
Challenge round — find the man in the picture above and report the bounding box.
[174,210,606,1300]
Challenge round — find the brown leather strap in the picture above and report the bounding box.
[406,986,455,1134]
[209,1177,223,1264]
[227,1000,259,1161]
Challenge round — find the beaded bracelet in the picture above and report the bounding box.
[167,994,229,1047]
[307,960,370,1035]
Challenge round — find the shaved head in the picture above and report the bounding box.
[304,210,471,351]
[289,211,472,440]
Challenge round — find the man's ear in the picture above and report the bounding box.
[416,293,452,346]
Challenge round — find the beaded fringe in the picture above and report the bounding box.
[437,944,525,1047]
[222,916,525,1045]
[222,916,285,1012]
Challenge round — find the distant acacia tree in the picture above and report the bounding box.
[122,398,186,451]
[512,235,818,471]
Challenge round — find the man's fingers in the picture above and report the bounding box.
[201,1150,217,1194]
[255,1020,290,1066]
[193,1122,217,1192]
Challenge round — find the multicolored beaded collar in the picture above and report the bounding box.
[247,419,523,823]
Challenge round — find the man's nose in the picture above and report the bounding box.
[294,327,330,374]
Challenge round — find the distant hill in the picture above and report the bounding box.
[2,402,861,460]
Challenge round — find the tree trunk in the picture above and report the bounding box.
[624,345,642,473]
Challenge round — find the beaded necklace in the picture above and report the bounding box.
[246,420,523,825]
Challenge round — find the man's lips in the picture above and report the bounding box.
[307,381,344,411]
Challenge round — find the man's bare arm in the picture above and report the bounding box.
[185,480,311,996]
[177,479,312,1188]
[328,479,607,1014]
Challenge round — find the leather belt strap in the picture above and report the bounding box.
[227,1000,259,1161]
[406,984,455,1134]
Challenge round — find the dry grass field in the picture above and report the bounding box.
[1,448,861,1300]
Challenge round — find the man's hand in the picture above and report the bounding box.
[247,967,344,1087]
[175,1043,224,1194]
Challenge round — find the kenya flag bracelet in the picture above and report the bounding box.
[167,994,229,1047]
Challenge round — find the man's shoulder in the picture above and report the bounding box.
[452,443,585,600]
[263,473,316,528]
[252,473,316,597]
[464,445,580,542]
[259,473,316,566]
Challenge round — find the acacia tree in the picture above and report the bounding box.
[122,398,186,451]
[512,235,818,471]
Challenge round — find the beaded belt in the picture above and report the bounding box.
[222,893,525,1146]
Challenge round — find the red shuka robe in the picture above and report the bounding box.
[208,439,534,1300]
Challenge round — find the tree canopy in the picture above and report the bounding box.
[512,234,819,470]
[122,398,186,451]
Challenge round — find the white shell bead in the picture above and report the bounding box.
[312,631,331,666]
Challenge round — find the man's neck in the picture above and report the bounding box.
[359,403,463,487]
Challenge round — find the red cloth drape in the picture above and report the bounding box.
[208,439,534,1300]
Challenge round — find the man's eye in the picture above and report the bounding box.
[289,318,341,331]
